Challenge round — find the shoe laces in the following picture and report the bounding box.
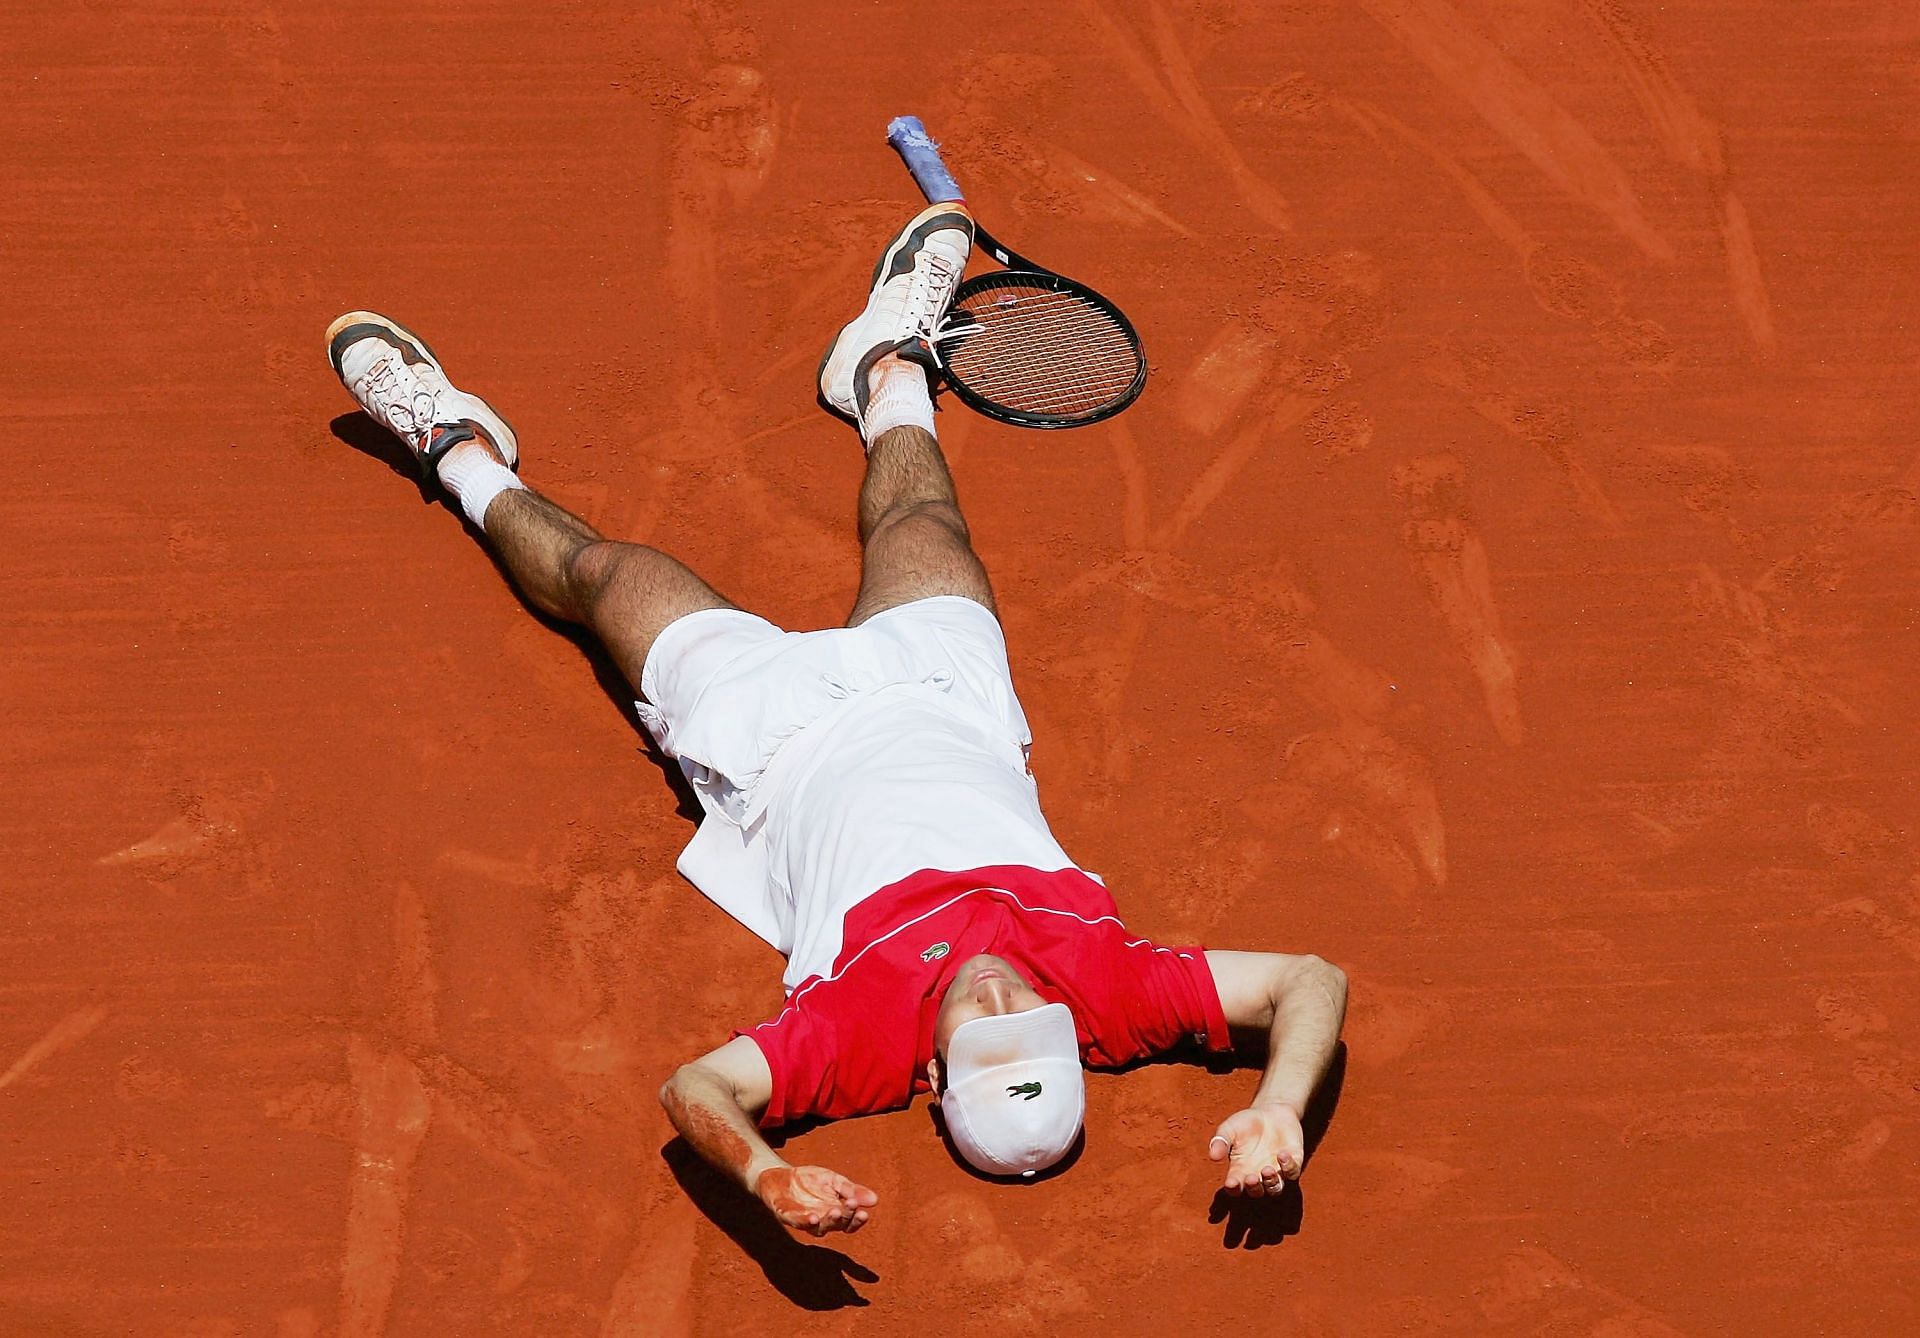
[902,250,962,345]
[356,352,440,452]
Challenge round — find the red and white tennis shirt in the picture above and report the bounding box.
[741,861,1232,1126]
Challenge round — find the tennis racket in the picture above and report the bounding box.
[885,115,1148,429]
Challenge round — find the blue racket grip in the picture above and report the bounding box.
[886,116,967,203]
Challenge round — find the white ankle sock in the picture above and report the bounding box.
[861,363,936,447]
[436,442,526,529]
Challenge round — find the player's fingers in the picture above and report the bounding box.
[837,1178,879,1208]
[1246,1157,1280,1194]
[1208,1133,1232,1163]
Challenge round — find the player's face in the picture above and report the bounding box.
[930,953,1049,1061]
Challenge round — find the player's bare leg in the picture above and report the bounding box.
[447,436,733,690]
[326,311,732,694]
[848,356,993,625]
[816,206,988,622]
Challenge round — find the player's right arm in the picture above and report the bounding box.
[658,1036,877,1236]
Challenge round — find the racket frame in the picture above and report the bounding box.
[885,115,1148,429]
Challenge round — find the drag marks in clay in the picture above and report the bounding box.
[1046,238,1451,897]
[1686,565,1863,760]
[1799,805,1920,1173]
[336,880,440,1337]
[1619,567,1868,847]
[97,806,237,870]
[1176,321,1279,439]
[1340,975,1450,1070]
[1338,97,1675,375]
[935,90,1196,241]
[1757,463,1920,606]
[0,1003,110,1094]
[1475,1246,1689,1336]
[1580,0,1778,353]
[1301,401,1375,461]
[598,1180,698,1338]
[1076,0,1292,231]
[1820,890,1920,971]
[1029,139,1195,237]
[1422,339,1622,530]
[339,1037,432,1338]
[1619,444,1760,554]
[1281,726,1448,891]
[1392,453,1524,746]
[1354,0,1672,261]
[1334,1151,1463,1219]
[911,1188,1097,1323]
[1157,396,1318,550]
[94,769,278,902]
[262,878,583,1334]
[662,63,779,353]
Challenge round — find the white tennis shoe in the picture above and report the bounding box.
[326,312,518,476]
[819,202,973,430]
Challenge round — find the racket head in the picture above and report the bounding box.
[935,270,1147,429]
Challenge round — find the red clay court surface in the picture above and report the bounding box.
[4,1,1919,1333]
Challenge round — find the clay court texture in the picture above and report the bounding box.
[4,0,1918,1332]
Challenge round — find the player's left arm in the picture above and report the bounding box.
[1201,950,1348,1197]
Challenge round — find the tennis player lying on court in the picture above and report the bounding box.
[325,202,1346,1237]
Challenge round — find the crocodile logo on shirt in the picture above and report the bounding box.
[1007,1082,1043,1101]
[920,941,951,963]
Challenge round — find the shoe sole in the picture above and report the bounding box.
[325,311,518,467]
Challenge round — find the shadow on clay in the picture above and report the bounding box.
[1203,1040,1346,1251]
[330,413,703,825]
[660,1138,878,1311]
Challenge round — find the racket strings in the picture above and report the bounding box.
[941,281,1143,420]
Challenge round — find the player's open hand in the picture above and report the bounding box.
[1208,1103,1305,1197]
[755,1163,879,1236]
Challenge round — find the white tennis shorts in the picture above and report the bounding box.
[635,595,1031,823]
[633,596,1049,971]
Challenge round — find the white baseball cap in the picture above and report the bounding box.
[939,1001,1086,1178]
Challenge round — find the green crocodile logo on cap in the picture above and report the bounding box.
[920,942,951,963]
[1007,1082,1042,1101]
